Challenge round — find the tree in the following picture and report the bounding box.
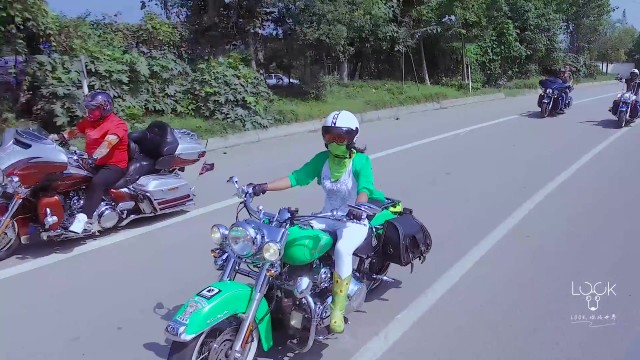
[594,14,637,71]
[629,33,640,66]
[140,0,190,21]
[505,0,563,75]
[287,0,397,82]
[0,0,54,55]
[397,0,441,84]
[555,0,615,56]
[183,0,279,70]
[475,0,527,84]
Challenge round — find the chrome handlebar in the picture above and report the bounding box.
[226,175,381,224]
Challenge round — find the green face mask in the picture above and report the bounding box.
[328,143,350,158]
[327,143,352,181]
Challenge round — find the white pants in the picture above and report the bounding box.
[310,218,369,279]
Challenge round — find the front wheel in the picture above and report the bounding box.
[541,102,550,118]
[618,111,626,129]
[0,220,20,261]
[167,318,259,360]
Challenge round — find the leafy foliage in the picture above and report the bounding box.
[1,0,623,137]
[190,57,275,130]
[12,12,273,131]
[0,0,54,55]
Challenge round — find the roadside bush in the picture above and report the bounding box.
[20,13,275,131]
[24,54,85,129]
[190,57,275,130]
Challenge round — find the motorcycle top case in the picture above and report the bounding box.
[155,129,206,170]
[380,213,432,269]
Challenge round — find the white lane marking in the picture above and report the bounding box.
[0,91,618,281]
[0,197,241,281]
[370,93,616,159]
[349,124,630,360]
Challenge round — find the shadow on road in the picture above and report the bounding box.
[143,302,183,358]
[580,119,622,129]
[365,278,403,304]
[142,276,404,360]
[521,110,567,119]
[7,211,188,262]
[521,110,543,119]
[256,332,330,360]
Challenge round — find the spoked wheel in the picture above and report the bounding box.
[0,220,19,261]
[167,318,259,360]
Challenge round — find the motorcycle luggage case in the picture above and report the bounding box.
[132,173,195,212]
[155,129,206,170]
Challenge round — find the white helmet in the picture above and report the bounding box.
[322,110,360,145]
[632,69,639,75]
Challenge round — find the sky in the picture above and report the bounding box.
[47,0,640,27]
[47,0,149,23]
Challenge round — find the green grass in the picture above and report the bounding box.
[140,75,617,140]
[271,81,472,125]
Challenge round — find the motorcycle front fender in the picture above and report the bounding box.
[619,102,629,112]
[164,280,274,352]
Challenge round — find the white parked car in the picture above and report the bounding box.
[264,73,300,86]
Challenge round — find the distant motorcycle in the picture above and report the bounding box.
[537,83,572,118]
[0,120,214,260]
[610,79,640,128]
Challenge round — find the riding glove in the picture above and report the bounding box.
[346,207,366,221]
[250,183,268,196]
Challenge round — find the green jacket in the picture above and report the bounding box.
[288,150,386,201]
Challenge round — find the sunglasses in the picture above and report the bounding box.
[323,133,349,144]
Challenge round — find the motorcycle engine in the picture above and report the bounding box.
[59,191,85,228]
[94,202,120,230]
[61,191,120,230]
[282,259,367,332]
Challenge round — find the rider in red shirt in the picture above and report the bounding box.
[50,91,129,233]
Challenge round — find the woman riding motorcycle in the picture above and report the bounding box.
[49,91,129,233]
[610,69,640,118]
[249,110,386,334]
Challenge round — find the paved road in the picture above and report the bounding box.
[1,83,638,360]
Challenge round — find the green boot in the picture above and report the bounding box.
[329,273,352,334]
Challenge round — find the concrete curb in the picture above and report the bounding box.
[201,80,617,151]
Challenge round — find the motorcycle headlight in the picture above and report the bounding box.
[210,224,228,246]
[545,89,552,95]
[262,242,281,261]
[228,223,260,257]
[623,93,633,101]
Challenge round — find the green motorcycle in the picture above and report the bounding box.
[164,176,432,360]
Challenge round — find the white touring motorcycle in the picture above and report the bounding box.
[0,120,214,260]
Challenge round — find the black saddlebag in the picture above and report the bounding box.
[380,212,432,270]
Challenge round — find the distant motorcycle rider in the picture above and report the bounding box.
[560,66,574,86]
[610,69,640,118]
[624,69,640,93]
[538,68,572,113]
